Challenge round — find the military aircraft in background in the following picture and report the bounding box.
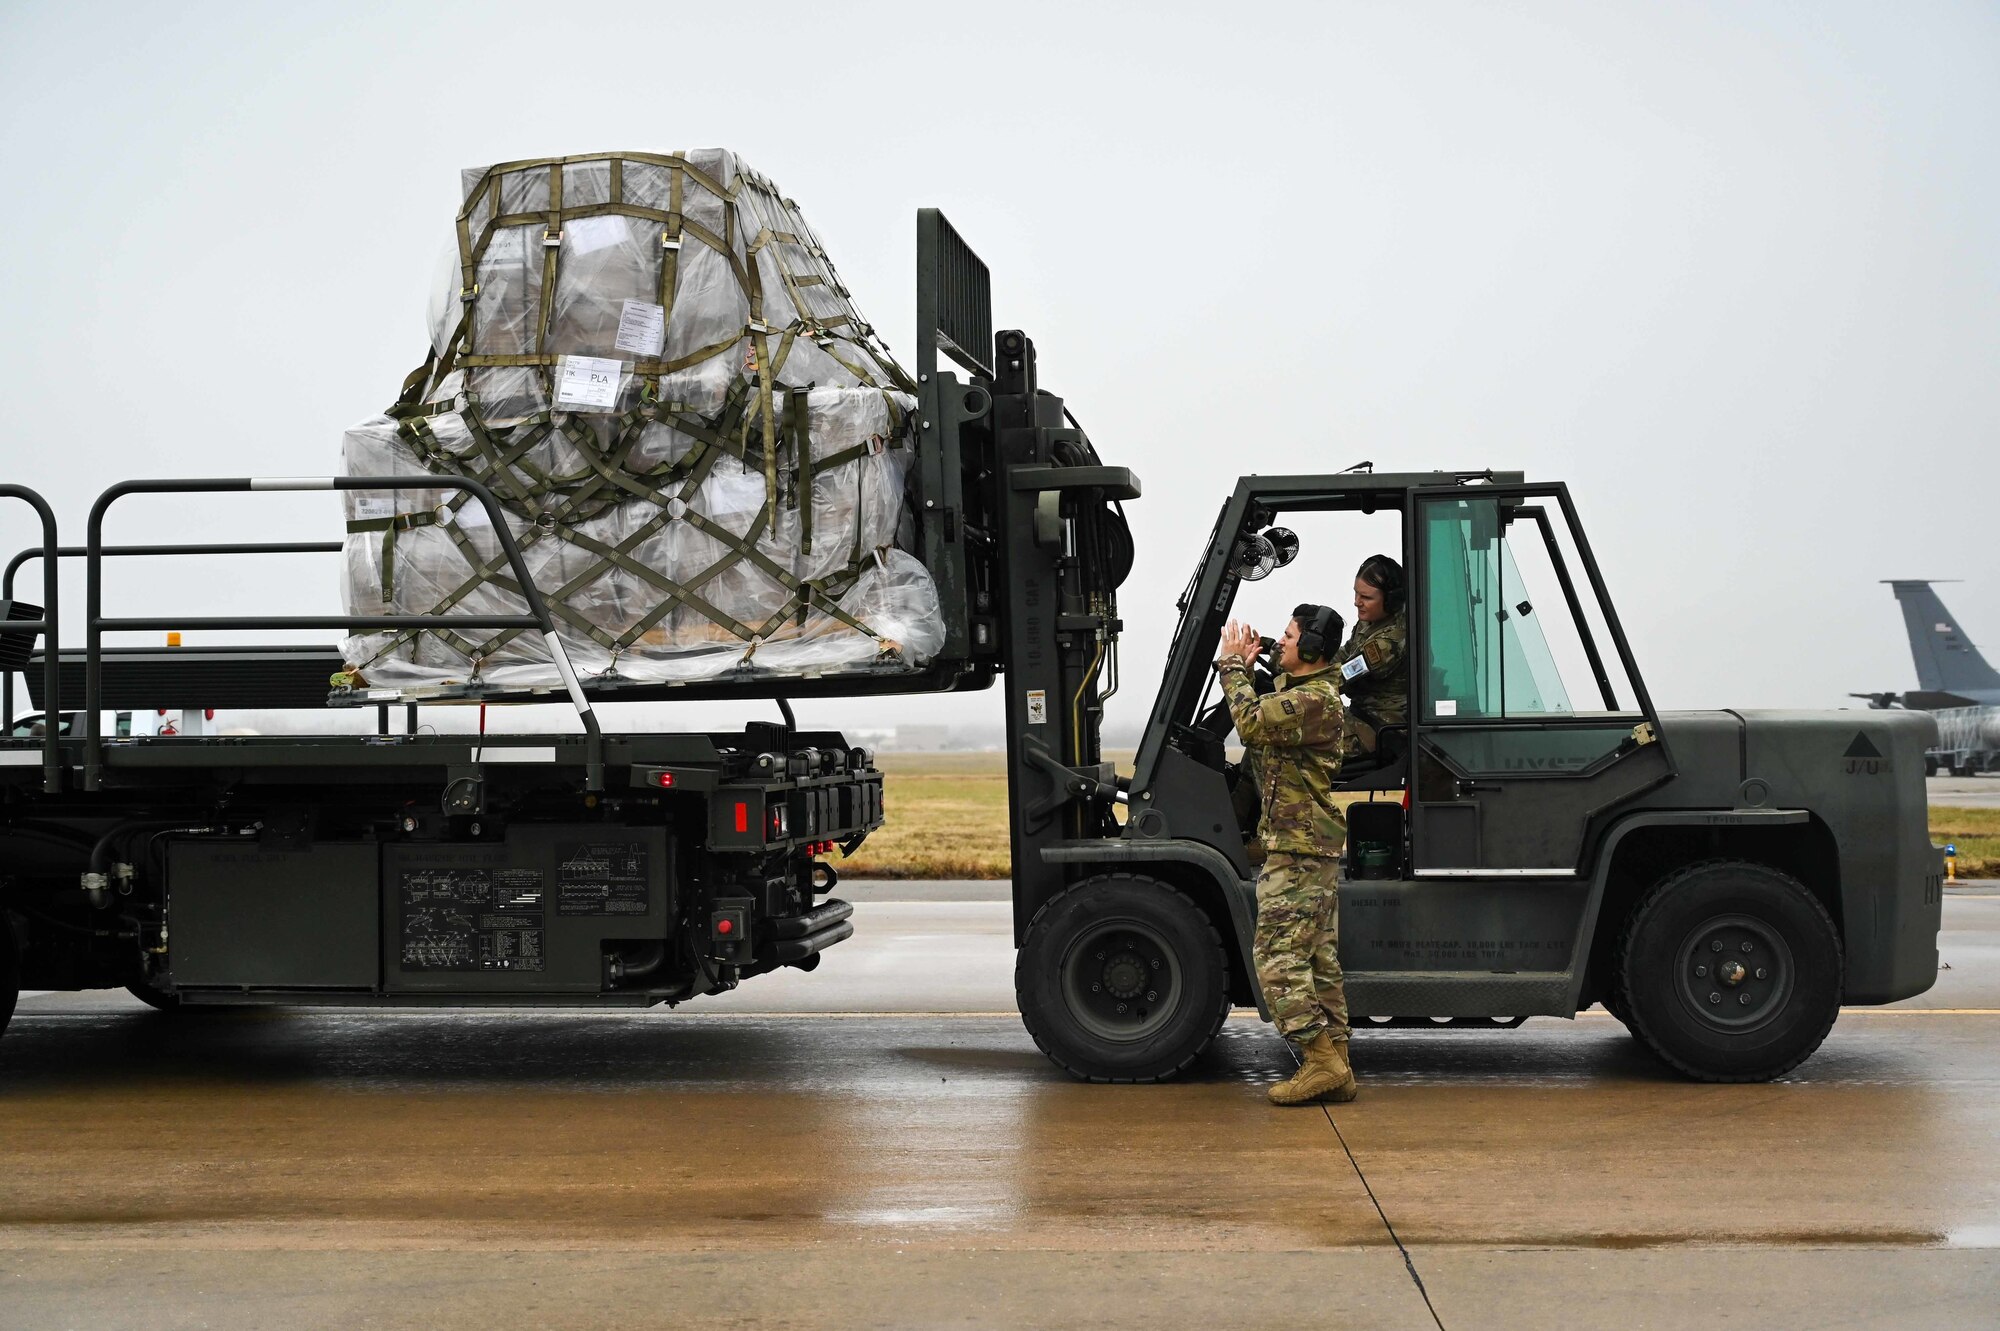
[1851,580,2000,710]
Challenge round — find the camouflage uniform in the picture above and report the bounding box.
[1221,659,1349,1043]
[1332,608,1408,760]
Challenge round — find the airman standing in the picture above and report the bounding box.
[1216,604,1358,1106]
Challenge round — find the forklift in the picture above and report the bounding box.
[903,213,1942,1084]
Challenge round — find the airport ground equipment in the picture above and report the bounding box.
[0,478,874,1030]
[1926,706,2000,777]
[0,212,1944,1084]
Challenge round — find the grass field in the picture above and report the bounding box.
[838,752,2000,879]
[1929,806,2000,879]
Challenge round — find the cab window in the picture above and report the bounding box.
[1420,495,1638,722]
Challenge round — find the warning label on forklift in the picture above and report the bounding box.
[555,840,651,916]
[398,866,546,972]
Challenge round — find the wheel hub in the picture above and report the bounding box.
[1676,914,1795,1031]
[1103,952,1148,1000]
[1060,923,1180,1044]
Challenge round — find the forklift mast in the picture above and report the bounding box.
[915,211,1138,941]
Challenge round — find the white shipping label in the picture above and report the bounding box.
[554,355,623,411]
[1025,689,1048,725]
[1341,655,1369,681]
[1436,699,1458,717]
[353,496,394,521]
[615,299,666,357]
[563,215,628,256]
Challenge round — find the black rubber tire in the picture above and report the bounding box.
[1620,859,1842,1083]
[0,916,17,1042]
[1924,756,1939,778]
[1016,874,1231,1083]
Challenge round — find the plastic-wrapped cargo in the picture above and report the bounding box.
[338,150,943,693]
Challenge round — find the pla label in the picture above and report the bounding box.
[615,300,666,357]
[554,355,622,411]
[353,496,394,521]
[1026,689,1048,725]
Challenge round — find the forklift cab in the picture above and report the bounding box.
[1133,471,1674,878]
[1135,470,1674,882]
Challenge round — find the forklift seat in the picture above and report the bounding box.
[1335,724,1407,792]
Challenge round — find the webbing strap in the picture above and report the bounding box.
[347,510,443,601]
[787,386,814,554]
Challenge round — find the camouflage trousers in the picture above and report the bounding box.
[1253,851,1349,1044]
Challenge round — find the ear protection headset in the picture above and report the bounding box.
[1357,554,1406,615]
[1292,603,1344,665]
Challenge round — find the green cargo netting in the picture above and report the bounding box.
[338,150,942,692]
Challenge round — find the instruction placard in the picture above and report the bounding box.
[556,840,651,917]
[554,355,622,411]
[615,300,666,357]
[398,866,545,972]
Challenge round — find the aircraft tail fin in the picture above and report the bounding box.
[1887,581,2000,695]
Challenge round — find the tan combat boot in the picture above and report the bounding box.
[1267,1029,1359,1106]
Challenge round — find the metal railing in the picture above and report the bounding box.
[0,484,60,793]
[80,476,605,791]
[1,540,341,727]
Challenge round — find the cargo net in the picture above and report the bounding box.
[336,150,943,695]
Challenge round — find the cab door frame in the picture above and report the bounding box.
[1404,482,1677,875]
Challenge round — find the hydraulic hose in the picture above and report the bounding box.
[81,821,219,909]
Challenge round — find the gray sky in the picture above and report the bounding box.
[1,0,1994,737]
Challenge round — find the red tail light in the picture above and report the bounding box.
[733,802,748,833]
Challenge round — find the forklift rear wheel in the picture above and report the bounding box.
[1619,860,1841,1082]
[1016,874,1230,1083]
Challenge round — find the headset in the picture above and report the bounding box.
[1292,603,1344,665]
[1356,554,1405,615]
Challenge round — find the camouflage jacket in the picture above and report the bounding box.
[1221,661,1346,856]
[1333,608,1408,726]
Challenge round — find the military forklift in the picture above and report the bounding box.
[0,211,1943,1085]
[900,213,1942,1084]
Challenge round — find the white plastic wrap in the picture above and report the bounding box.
[339,151,941,693]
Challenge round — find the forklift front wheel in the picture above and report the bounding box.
[1016,874,1230,1083]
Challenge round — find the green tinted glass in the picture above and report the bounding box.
[1423,497,1575,719]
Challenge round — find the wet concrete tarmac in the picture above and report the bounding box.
[3,895,1998,1328]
